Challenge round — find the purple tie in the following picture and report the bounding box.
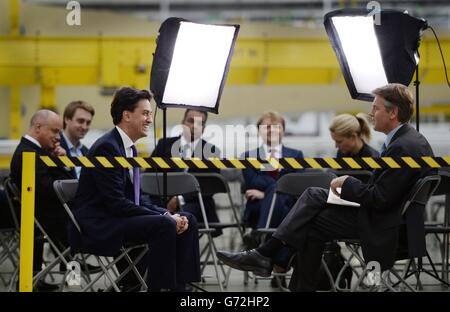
[131,145,140,205]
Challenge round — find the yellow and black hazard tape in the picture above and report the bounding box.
[38,155,450,170]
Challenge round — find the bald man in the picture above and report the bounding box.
[10,109,73,291]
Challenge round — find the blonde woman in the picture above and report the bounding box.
[329,113,379,157]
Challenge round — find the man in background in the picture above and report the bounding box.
[60,101,95,179]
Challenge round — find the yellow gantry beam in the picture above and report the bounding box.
[0,35,449,139]
[0,36,449,87]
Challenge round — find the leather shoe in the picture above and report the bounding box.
[35,280,60,292]
[217,249,272,277]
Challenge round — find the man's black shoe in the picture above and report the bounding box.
[217,249,272,277]
[35,280,60,292]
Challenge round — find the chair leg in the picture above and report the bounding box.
[206,233,224,292]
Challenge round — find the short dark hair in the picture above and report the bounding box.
[110,87,153,125]
[182,109,208,123]
[63,101,95,129]
[372,83,414,123]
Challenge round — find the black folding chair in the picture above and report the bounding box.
[0,177,20,291]
[336,175,443,292]
[140,172,224,291]
[53,179,148,292]
[253,170,337,291]
[4,177,75,291]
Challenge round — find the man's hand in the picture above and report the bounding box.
[166,196,179,213]
[330,175,349,197]
[170,214,189,234]
[51,142,67,157]
[245,189,265,201]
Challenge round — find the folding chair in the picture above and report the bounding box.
[424,170,450,285]
[192,173,245,242]
[2,177,75,291]
[53,179,148,292]
[0,177,20,291]
[335,175,443,292]
[140,172,224,291]
[253,170,337,291]
[192,172,246,287]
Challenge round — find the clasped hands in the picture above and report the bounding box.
[169,213,189,235]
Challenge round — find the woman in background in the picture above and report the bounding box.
[329,113,379,158]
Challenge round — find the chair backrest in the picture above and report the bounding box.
[53,179,81,233]
[140,172,201,196]
[275,171,337,196]
[433,169,450,196]
[329,169,372,184]
[141,172,214,230]
[401,175,441,216]
[2,177,20,230]
[191,173,230,196]
[263,171,337,229]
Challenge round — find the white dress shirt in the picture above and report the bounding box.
[116,126,135,181]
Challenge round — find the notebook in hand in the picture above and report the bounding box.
[327,188,360,207]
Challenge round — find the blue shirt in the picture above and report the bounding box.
[62,132,84,179]
[382,123,405,153]
[380,124,404,154]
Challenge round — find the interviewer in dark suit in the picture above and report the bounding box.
[70,87,200,291]
[10,109,73,291]
[217,83,434,291]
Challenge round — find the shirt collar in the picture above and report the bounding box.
[24,135,42,148]
[384,123,404,148]
[62,131,81,151]
[116,126,135,151]
[262,144,282,157]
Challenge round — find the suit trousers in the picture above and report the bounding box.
[273,187,359,291]
[115,212,200,290]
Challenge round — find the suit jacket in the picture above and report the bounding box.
[337,142,379,158]
[341,124,434,269]
[151,136,221,172]
[150,136,221,226]
[70,128,167,255]
[242,146,304,228]
[59,133,89,179]
[242,146,304,192]
[10,137,73,228]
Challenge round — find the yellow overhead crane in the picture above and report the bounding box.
[1,0,449,140]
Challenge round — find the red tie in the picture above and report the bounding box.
[268,148,279,180]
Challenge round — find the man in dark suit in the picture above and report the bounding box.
[70,87,200,291]
[242,111,304,287]
[243,111,304,230]
[10,109,73,291]
[151,109,222,236]
[217,83,434,291]
[59,100,95,179]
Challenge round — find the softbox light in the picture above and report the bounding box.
[324,9,428,101]
[150,17,240,113]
